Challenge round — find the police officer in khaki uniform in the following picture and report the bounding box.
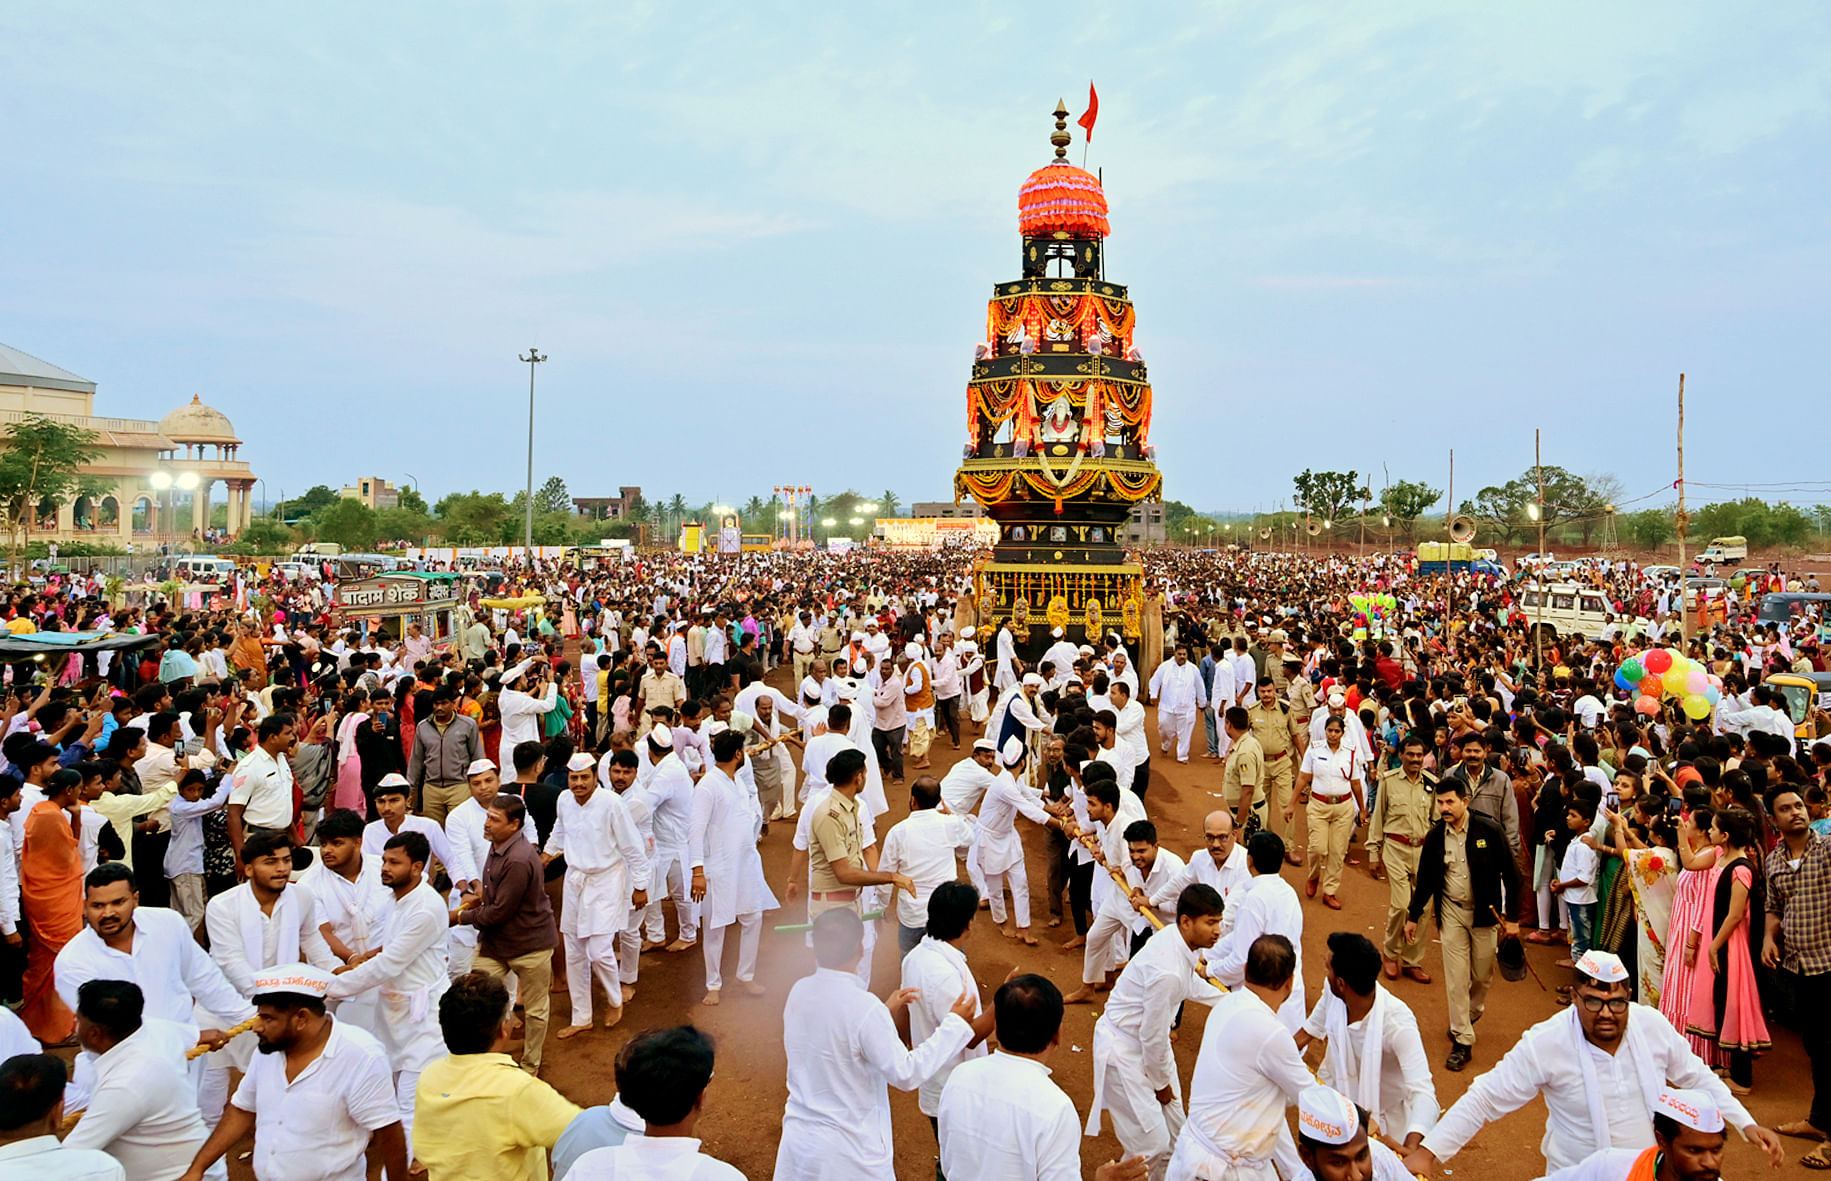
[1283,655,1318,719]
[802,747,913,923]
[1262,628,1293,694]
[1367,731,1438,982]
[1247,678,1307,864]
[1220,706,1266,836]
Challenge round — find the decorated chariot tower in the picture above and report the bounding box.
[954,101,1164,656]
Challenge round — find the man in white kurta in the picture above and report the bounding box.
[324,831,450,1153]
[993,622,1018,693]
[295,809,392,1031]
[204,832,339,1074]
[1296,932,1439,1153]
[1207,832,1305,1033]
[1069,776,1149,1000]
[546,753,650,1034]
[441,758,536,977]
[938,738,998,897]
[690,729,779,1003]
[935,977,1100,1181]
[1087,888,1226,1181]
[1406,950,1780,1176]
[774,908,976,1181]
[640,728,699,950]
[1149,810,1250,934]
[1148,646,1207,763]
[63,987,214,1181]
[497,661,558,756]
[1168,934,1313,1181]
[55,867,255,1130]
[973,736,1055,942]
[899,881,993,1135]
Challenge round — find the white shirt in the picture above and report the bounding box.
[1541,1147,1645,1181]
[937,1052,1081,1181]
[774,967,973,1180]
[1095,925,1224,1095]
[1171,988,1313,1175]
[497,682,558,756]
[62,1017,208,1180]
[878,810,976,928]
[229,746,293,830]
[1301,984,1440,1141]
[55,907,254,1025]
[937,758,996,816]
[1090,790,1149,920]
[164,776,234,879]
[230,1017,401,1181]
[687,768,773,929]
[974,769,1052,877]
[1208,873,1306,1032]
[361,814,457,877]
[644,753,696,857]
[900,936,987,1116]
[1109,847,1187,934]
[324,880,451,1070]
[1095,740,1136,794]
[1210,658,1237,713]
[0,1003,36,1060]
[1150,844,1250,933]
[1309,710,1374,761]
[0,1137,125,1181]
[443,794,537,888]
[0,819,18,935]
[1148,659,1206,715]
[1421,1003,1754,1170]
[562,1135,745,1181]
[550,785,652,938]
[1113,699,1149,767]
[204,883,337,997]
[1301,741,1366,801]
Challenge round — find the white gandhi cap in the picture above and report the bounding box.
[1654,1086,1725,1133]
[1575,949,1629,983]
[1000,736,1026,766]
[565,753,595,772]
[1296,1083,1359,1146]
[465,758,497,777]
[252,963,334,1000]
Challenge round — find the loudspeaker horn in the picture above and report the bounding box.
[1258,527,1272,541]
[1306,520,1323,537]
[1450,515,1476,543]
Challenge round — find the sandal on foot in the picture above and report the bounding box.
[1779,1121,1829,1142]
[1801,1143,1831,1170]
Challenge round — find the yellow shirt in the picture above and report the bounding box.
[413,1052,582,1181]
[6,617,36,634]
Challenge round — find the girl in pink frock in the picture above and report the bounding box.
[1686,806,1769,1094]
[1659,807,1722,1060]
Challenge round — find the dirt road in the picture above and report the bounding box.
[525,673,1808,1180]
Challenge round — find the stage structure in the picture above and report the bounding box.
[952,101,1163,654]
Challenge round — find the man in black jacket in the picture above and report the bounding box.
[1405,776,1520,1073]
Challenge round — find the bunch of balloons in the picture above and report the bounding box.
[1348,591,1398,640]
[1614,647,1722,720]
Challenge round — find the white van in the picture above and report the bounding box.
[1519,581,1616,640]
[175,556,237,584]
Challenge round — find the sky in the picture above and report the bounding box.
[3,2,1828,517]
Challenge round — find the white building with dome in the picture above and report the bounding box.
[0,341,259,547]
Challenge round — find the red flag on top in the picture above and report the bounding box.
[1077,81,1099,142]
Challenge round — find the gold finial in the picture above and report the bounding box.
[1050,99,1071,161]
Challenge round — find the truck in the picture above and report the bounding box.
[1696,535,1748,564]
[1415,541,1504,577]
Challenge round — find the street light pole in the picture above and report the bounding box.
[518,348,546,550]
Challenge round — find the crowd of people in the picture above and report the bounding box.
[0,541,1828,1181]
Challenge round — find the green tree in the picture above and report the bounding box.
[536,476,571,515]
[742,495,767,523]
[238,517,295,553]
[397,487,430,515]
[315,498,378,549]
[434,491,512,545]
[375,507,433,544]
[291,484,340,517]
[0,413,106,571]
[1378,480,1443,542]
[1462,484,1530,545]
[1624,507,1675,550]
[1292,469,1368,524]
[878,490,901,516]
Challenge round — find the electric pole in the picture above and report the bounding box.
[519,347,546,550]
